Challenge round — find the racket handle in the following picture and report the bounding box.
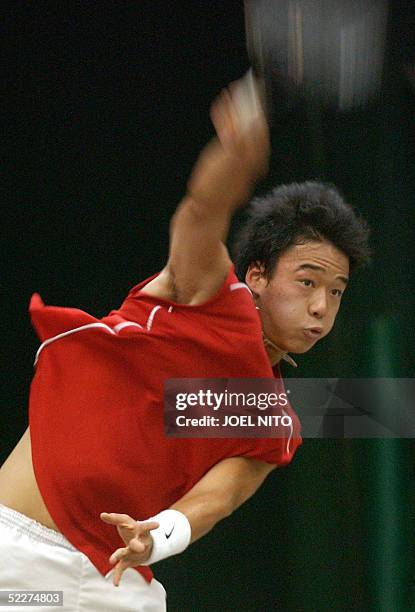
[232,68,268,131]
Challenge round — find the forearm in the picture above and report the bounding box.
[101,457,275,579]
[165,80,270,304]
[170,488,232,543]
[169,147,258,265]
[170,456,276,543]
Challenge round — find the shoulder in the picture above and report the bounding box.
[130,264,251,309]
[112,265,259,334]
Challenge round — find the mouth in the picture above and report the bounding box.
[303,328,323,340]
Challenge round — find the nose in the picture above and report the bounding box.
[308,289,328,319]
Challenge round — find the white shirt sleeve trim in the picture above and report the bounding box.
[282,408,294,455]
[113,321,143,333]
[229,282,252,294]
[34,320,144,366]
[146,305,162,331]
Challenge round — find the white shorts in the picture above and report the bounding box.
[0,505,166,612]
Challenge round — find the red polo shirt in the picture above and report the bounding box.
[29,266,302,583]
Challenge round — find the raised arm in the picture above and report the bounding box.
[101,456,275,586]
[160,79,270,305]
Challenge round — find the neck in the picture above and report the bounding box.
[262,332,298,368]
[262,333,285,366]
[254,303,298,368]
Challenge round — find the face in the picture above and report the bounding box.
[245,240,350,354]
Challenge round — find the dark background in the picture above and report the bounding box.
[1,2,414,610]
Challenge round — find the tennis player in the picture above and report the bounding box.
[0,78,369,611]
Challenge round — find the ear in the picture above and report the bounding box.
[245,262,267,297]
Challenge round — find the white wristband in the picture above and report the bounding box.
[140,509,191,566]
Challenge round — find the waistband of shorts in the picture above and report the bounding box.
[0,504,77,551]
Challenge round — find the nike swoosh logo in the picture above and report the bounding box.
[165,525,175,539]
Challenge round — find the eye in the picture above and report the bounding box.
[300,279,314,287]
[331,289,343,297]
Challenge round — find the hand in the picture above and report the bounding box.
[187,77,270,211]
[100,512,159,586]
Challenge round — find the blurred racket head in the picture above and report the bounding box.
[245,0,389,114]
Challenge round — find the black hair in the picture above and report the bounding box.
[233,181,371,281]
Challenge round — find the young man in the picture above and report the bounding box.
[0,81,369,611]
